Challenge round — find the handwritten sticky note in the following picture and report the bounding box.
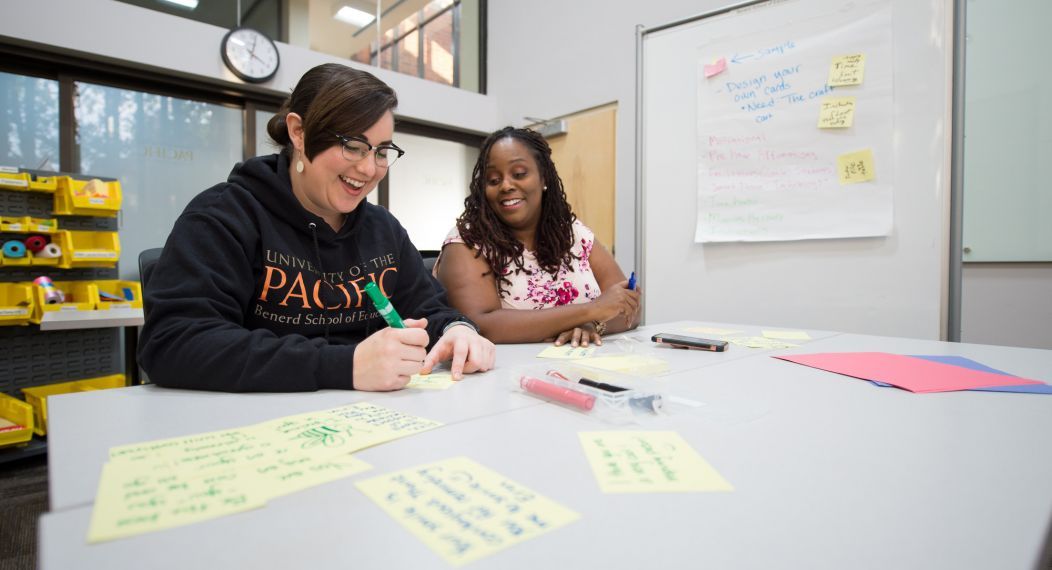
[572,354,669,377]
[537,345,597,359]
[87,462,267,543]
[408,372,456,390]
[683,326,742,337]
[817,97,856,128]
[578,431,733,493]
[703,57,727,79]
[727,336,797,349]
[356,457,580,566]
[837,149,876,184]
[254,454,373,500]
[762,330,812,341]
[828,53,865,86]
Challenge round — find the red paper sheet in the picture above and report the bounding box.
[775,352,1044,393]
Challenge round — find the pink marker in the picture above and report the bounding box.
[520,375,595,411]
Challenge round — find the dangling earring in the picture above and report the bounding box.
[295,160,304,173]
[543,185,548,191]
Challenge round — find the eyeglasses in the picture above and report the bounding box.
[331,133,405,168]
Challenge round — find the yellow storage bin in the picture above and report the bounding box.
[0,216,58,234]
[22,374,126,436]
[0,170,30,190]
[94,280,143,310]
[0,283,34,326]
[29,279,98,324]
[0,393,34,447]
[53,176,121,217]
[55,230,120,268]
[27,173,58,193]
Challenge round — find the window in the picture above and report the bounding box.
[0,71,59,171]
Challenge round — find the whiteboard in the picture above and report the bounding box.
[961,0,1052,262]
[638,0,954,339]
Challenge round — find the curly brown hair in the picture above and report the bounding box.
[455,127,577,295]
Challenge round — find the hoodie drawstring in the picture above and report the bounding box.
[308,222,332,341]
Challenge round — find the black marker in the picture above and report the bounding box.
[578,378,629,393]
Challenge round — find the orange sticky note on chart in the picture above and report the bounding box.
[703,57,727,79]
[817,97,856,128]
[837,149,875,184]
[828,54,865,86]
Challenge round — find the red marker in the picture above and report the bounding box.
[520,376,595,411]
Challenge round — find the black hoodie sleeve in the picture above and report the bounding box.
[389,221,473,347]
[138,204,356,393]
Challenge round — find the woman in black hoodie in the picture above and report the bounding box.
[138,63,495,392]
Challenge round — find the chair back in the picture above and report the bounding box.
[419,249,440,274]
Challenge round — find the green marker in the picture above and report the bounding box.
[364,281,404,328]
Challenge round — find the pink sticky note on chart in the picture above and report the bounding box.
[774,352,1044,393]
[704,58,727,79]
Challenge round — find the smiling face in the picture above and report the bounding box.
[290,110,395,230]
[483,137,546,235]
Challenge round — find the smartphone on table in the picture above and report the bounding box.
[651,333,728,352]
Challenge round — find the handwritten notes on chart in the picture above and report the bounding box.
[694,2,893,242]
[578,431,733,493]
[356,457,580,566]
[89,403,440,542]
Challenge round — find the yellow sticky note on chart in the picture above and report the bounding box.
[356,457,580,566]
[578,431,733,493]
[828,53,865,86]
[837,149,876,184]
[817,97,856,128]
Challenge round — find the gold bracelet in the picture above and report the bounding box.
[593,320,607,336]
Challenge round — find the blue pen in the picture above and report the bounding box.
[627,271,637,291]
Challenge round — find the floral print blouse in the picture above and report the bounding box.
[438,220,602,310]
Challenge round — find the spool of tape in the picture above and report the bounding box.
[33,275,65,304]
[36,243,62,259]
[24,235,49,253]
[2,240,26,258]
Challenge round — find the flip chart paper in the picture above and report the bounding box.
[837,149,876,184]
[537,345,597,359]
[578,431,733,493]
[828,53,865,86]
[408,372,456,390]
[761,329,812,340]
[775,352,1044,393]
[704,57,728,78]
[356,457,580,566]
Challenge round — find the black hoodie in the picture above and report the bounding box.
[138,153,469,392]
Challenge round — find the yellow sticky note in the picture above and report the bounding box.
[253,454,373,500]
[817,96,856,128]
[87,462,267,543]
[837,149,876,184]
[356,457,580,566]
[407,372,456,390]
[727,336,798,349]
[572,354,669,377]
[828,53,865,86]
[683,326,743,337]
[761,330,812,341]
[537,344,597,359]
[578,431,733,493]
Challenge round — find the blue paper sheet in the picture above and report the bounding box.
[869,355,1052,394]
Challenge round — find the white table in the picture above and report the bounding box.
[38,322,1052,569]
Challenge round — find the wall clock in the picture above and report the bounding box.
[220,26,279,83]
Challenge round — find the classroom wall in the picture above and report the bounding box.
[961,265,1052,350]
[0,0,498,135]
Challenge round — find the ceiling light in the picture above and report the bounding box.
[158,0,199,9]
[334,6,375,27]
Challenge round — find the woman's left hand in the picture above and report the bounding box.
[553,322,601,348]
[422,324,496,380]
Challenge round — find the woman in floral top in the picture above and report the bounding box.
[435,127,640,346]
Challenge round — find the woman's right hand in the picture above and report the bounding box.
[592,280,641,324]
[352,318,430,391]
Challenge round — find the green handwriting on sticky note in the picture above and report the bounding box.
[87,462,267,543]
[578,431,733,493]
[828,53,865,86]
[537,345,597,359]
[356,457,580,566]
[817,97,856,128]
[762,330,812,341]
[837,149,875,184]
[253,454,373,500]
[408,372,456,390]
